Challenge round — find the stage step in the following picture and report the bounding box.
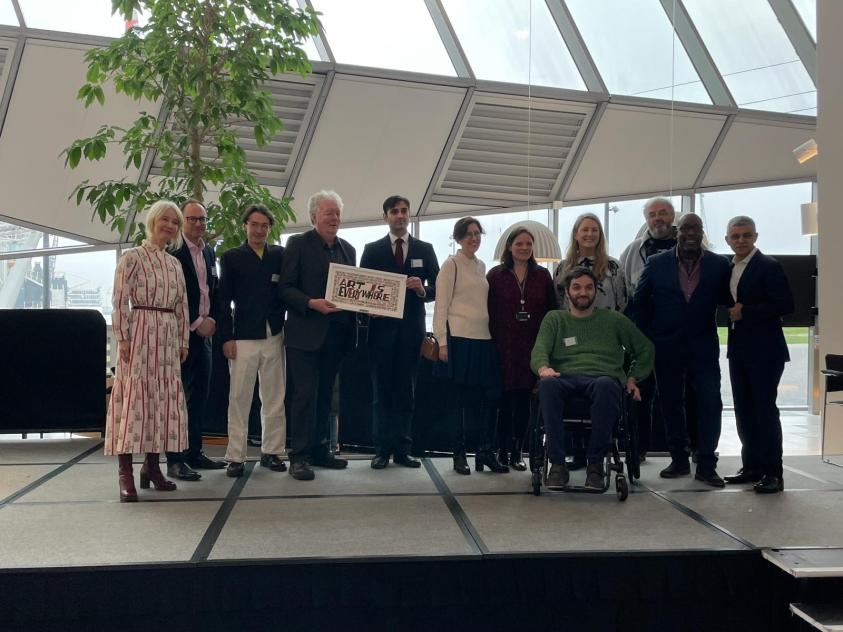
[790,603,843,631]
[764,548,843,578]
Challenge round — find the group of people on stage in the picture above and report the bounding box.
[105,192,794,502]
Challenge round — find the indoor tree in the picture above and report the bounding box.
[63,0,320,250]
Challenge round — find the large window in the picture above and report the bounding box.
[695,183,812,255]
[0,0,17,26]
[441,0,585,89]
[312,0,455,75]
[336,224,388,262]
[566,0,710,103]
[18,0,132,37]
[792,0,817,41]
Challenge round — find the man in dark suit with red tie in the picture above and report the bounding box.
[168,199,225,480]
[723,216,794,493]
[360,196,439,469]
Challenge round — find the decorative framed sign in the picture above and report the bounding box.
[326,263,406,319]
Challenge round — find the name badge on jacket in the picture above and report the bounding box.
[411,259,423,267]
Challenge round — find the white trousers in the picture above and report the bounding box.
[225,329,286,463]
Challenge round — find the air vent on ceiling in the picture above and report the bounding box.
[434,102,588,205]
[150,78,319,188]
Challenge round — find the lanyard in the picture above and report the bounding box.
[510,268,527,308]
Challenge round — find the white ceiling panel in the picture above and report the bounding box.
[566,105,725,202]
[0,41,153,243]
[424,201,502,216]
[288,75,466,229]
[702,118,816,187]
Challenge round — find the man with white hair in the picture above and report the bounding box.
[619,197,678,293]
[280,190,356,481]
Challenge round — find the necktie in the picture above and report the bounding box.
[394,238,404,268]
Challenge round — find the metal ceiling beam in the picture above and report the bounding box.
[0,36,25,142]
[545,0,608,94]
[0,242,123,262]
[417,86,474,216]
[424,0,474,79]
[298,0,334,63]
[659,0,736,108]
[768,0,817,83]
[10,0,24,27]
[554,100,607,201]
[692,113,736,189]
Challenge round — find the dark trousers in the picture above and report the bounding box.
[538,375,622,464]
[632,375,655,454]
[729,354,785,477]
[498,388,531,452]
[654,342,722,470]
[168,332,211,464]
[286,323,351,461]
[370,338,419,458]
[451,383,497,456]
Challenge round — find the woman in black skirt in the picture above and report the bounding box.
[433,217,508,475]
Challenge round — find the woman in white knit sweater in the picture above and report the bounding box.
[433,217,508,475]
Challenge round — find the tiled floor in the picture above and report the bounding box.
[2,422,843,569]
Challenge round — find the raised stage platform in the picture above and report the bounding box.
[2,436,843,630]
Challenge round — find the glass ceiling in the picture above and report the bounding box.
[566,0,710,103]
[442,0,585,90]
[684,0,816,115]
[0,0,17,27]
[311,0,455,75]
[5,0,818,116]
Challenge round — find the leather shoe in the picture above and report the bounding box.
[371,454,389,469]
[660,460,691,478]
[226,461,244,478]
[546,462,570,488]
[167,462,201,481]
[259,453,287,472]
[724,468,762,485]
[453,454,470,475]
[185,452,225,470]
[311,454,348,469]
[754,474,784,494]
[393,454,421,468]
[289,460,315,481]
[695,469,725,488]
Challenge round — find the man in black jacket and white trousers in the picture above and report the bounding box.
[280,190,356,481]
[723,215,794,493]
[167,199,225,480]
[217,204,288,478]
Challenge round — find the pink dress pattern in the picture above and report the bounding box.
[105,243,189,455]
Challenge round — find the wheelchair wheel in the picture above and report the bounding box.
[616,475,629,502]
[532,470,542,496]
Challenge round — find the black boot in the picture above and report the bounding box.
[510,439,527,471]
[475,450,509,473]
[453,452,470,475]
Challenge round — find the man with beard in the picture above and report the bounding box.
[531,267,653,491]
[620,197,678,462]
[632,214,731,486]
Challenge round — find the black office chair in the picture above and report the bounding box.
[821,354,843,437]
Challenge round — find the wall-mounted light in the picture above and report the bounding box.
[801,202,818,236]
[793,138,818,164]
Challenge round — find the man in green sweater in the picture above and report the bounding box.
[531,267,654,490]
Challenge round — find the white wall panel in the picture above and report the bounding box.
[288,75,465,229]
[0,41,153,242]
[565,105,724,202]
[702,118,817,188]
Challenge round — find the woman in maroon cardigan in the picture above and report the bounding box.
[487,226,557,470]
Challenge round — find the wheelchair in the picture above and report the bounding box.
[528,387,639,501]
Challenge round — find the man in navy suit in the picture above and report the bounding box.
[280,190,356,481]
[723,216,794,493]
[167,199,224,480]
[360,195,439,469]
[632,213,731,486]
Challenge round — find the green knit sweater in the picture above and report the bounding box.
[530,309,654,383]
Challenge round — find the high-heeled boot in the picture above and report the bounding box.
[510,439,527,471]
[497,432,510,470]
[453,451,471,475]
[140,453,177,491]
[475,450,510,473]
[118,453,138,502]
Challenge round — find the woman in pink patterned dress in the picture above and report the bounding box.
[106,200,190,502]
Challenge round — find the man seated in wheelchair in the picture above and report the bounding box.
[531,266,654,490]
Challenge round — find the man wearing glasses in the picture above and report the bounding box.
[167,199,224,480]
[217,204,288,477]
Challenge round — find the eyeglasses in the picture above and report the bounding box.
[185,217,207,224]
